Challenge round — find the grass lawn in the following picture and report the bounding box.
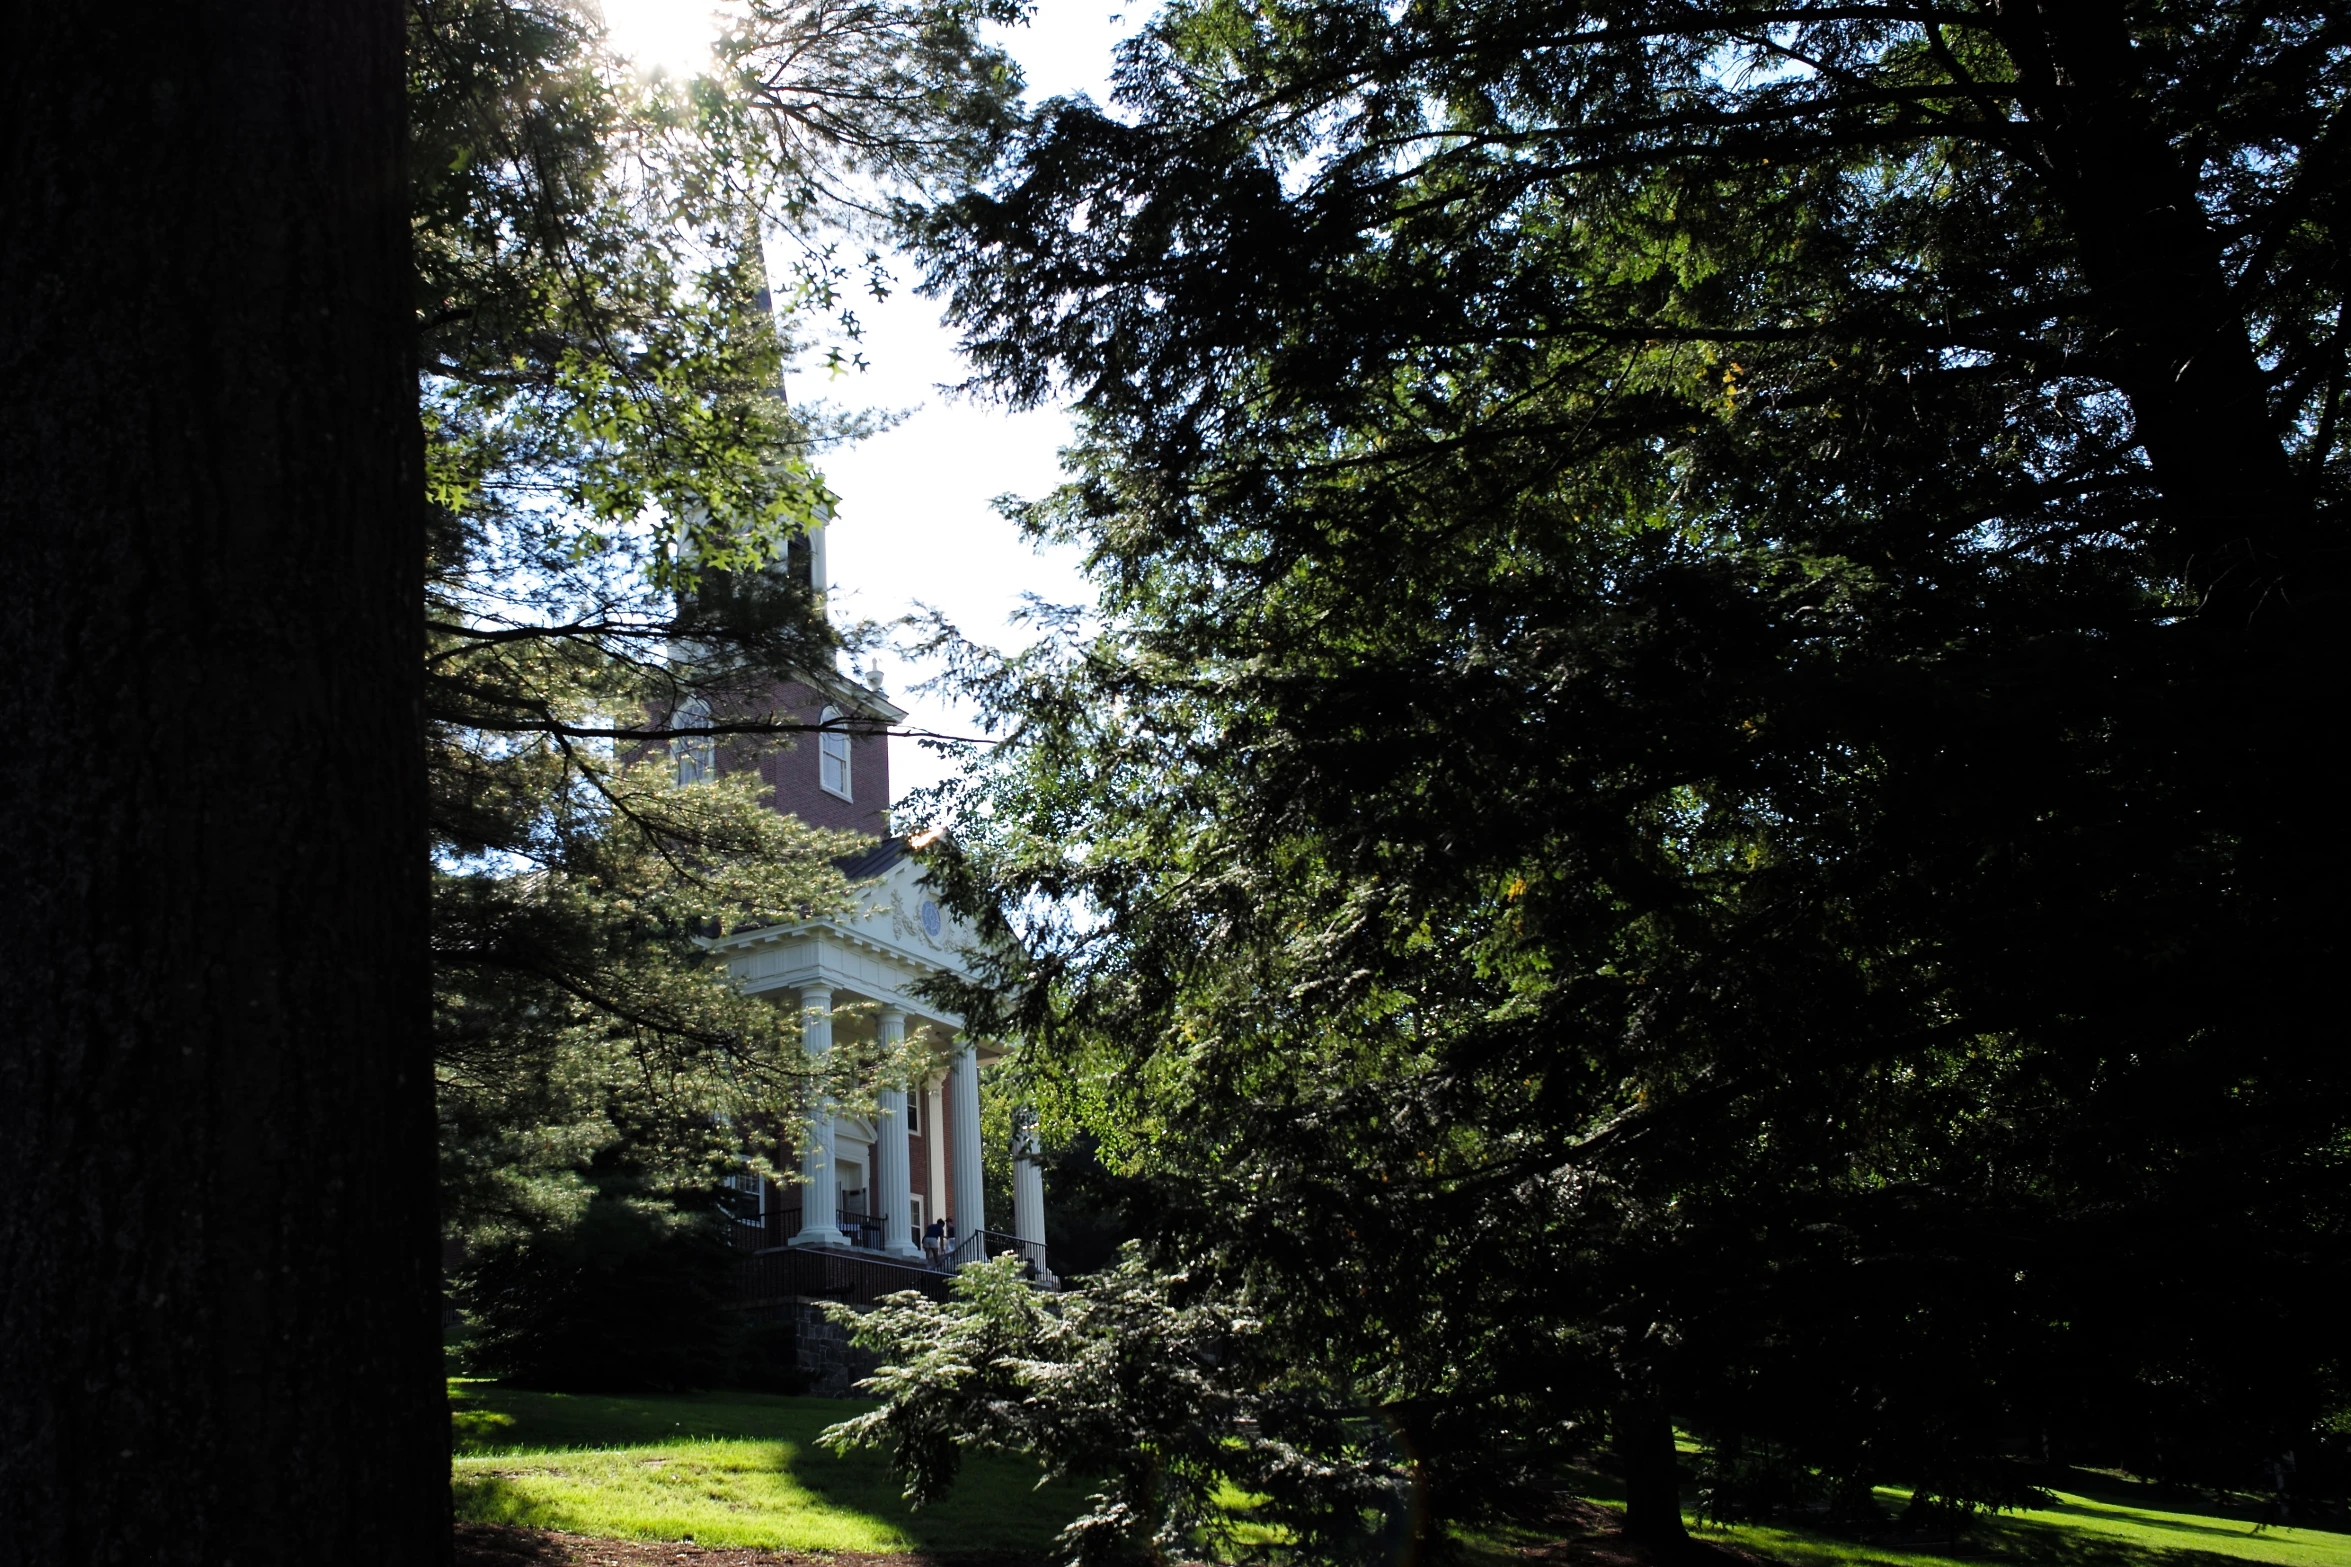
[1703,1492,2351,1567]
[452,1382,2351,1567]
[1533,1465,2351,1567]
[450,1379,1086,1552]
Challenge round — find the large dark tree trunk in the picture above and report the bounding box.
[1993,0,2341,1150]
[1994,1,2312,624]
[0,2,443,1564]
[1615,1398,1689,1553]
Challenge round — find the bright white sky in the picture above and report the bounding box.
[601,0,1143,807]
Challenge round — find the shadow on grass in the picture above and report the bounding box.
[450,1384,824,1454]
[1707,1504,2344,1567]
[1982,1516,2201,1567]
[2040,1473,2291,1531]
[452,1518,572,1567]
[795,1440,1080,1551]
[449,1386,1084,1555]
[1986,1512,2292,1567]
[453,1474,571,1535]
[2033,1503,2282,1548]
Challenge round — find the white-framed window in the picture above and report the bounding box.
[905,1093,921,1136]
[817,705,852,799]
[672,695,714,786]
[722,1164,765,1225]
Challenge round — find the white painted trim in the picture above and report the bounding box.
[817,705,853,801]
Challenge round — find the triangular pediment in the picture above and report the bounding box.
[834,837,984,983]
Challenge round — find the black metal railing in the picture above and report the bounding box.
[738,1245,952,1309]
[836,1208,922,1254]
[727,1200,1052,1306]
[943,1228,1049,1276]
[731,1196,929,1257]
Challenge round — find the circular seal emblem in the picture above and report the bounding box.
[920,899,943,939]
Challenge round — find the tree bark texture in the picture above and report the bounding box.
[0,2,443,1564]
[1615,1399,1689,1551]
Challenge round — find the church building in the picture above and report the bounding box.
[686,518,1055,1321]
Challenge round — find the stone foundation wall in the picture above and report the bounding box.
[772,1300,880,1398]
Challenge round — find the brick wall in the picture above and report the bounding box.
[714,677,892,840]
[907,1121,931,1224]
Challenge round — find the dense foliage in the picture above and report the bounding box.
[459,1193,763,1393]
[889,0,2351,1552]
[827,1255,1405,1567]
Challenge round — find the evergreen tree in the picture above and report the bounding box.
[888,0,2350,1551]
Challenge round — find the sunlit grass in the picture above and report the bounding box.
[1209,1477,1296,1551]
[1699,1487,2351,1567]
[1470,1455,2351,1567]
[448,1382,2351,1567]
[449,1380,1085,1551]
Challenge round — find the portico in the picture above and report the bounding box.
[710,835,1053,1285]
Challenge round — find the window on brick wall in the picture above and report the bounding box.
[673,696,714,785]
[818,705,852,799]
[721,1164,765,1226]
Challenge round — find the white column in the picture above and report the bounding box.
[948,1043,986,1255]
[874,1008,922,1258]
[924,1077,947,1227]
[1012,1107,1056,1286]
[790,985,842,1246]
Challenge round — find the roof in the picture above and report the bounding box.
[805,665,908,726]
[835,835,911,882]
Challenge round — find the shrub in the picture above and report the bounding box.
[457,1195,740,1393]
